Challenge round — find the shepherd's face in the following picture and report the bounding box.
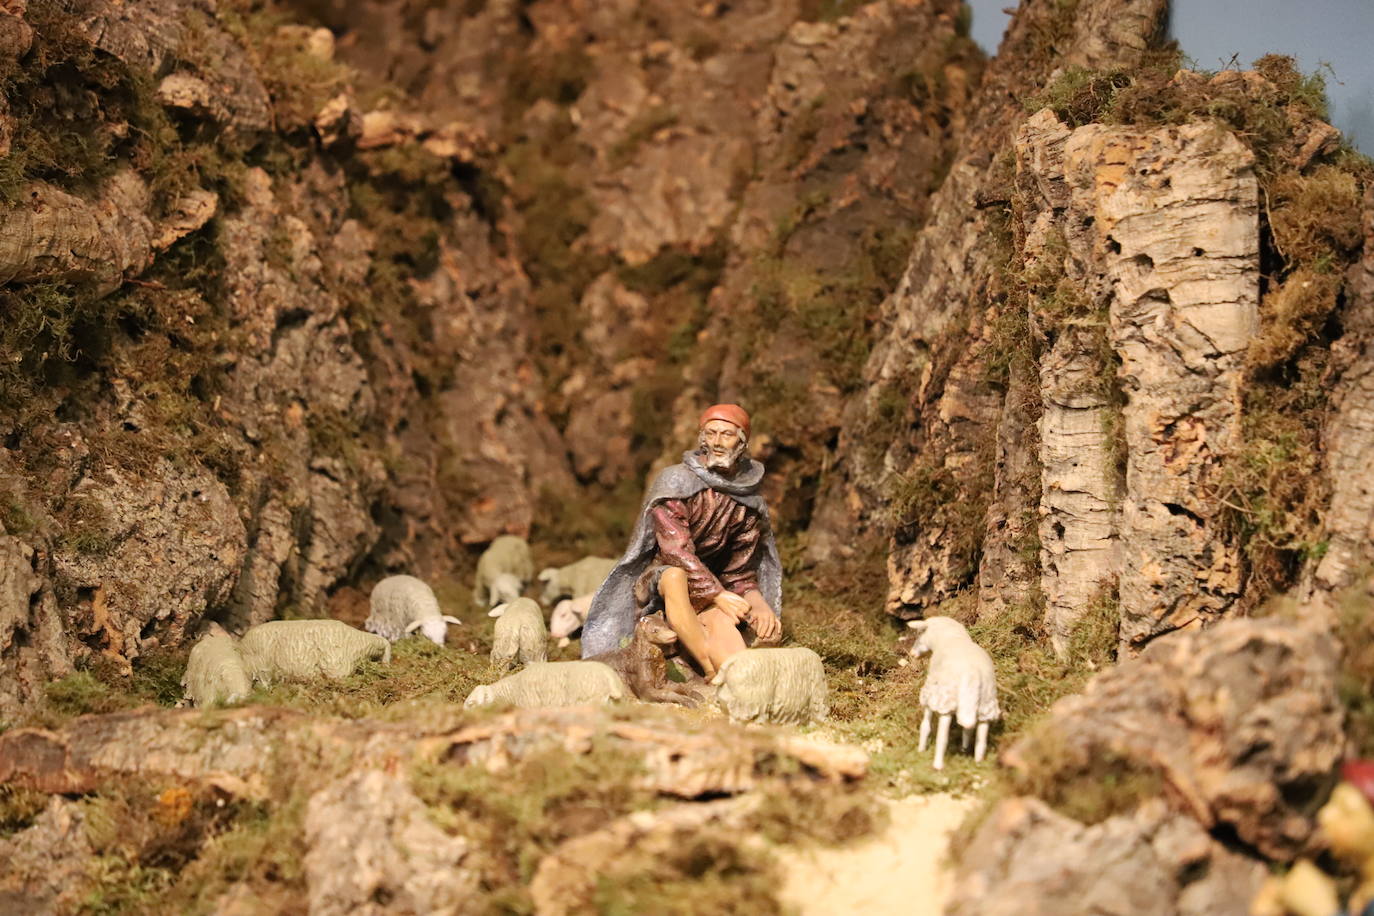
[699,419,746,470]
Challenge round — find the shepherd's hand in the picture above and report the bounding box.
[748,607,781,642]
[713,591,751,622]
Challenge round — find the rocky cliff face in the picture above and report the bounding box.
[0,0,576,716]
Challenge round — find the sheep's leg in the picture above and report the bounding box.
[962,725,972,754]
[975,721,990,763]
[933,713,952,770]
[918,708,932,752]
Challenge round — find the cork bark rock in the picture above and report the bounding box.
[1003,617,1343,860]
[1067,122,1257,648]
[949,797,1265,916]
[950,616,1340,910]
[809,0,1169,616]
[1315,188,1374,593]
[0,0,575,711]
[304,768,479,916]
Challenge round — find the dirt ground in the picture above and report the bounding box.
[777,792,976,916]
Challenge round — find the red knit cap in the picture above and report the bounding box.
[698,403,750,438]
[1343,760,1374,806]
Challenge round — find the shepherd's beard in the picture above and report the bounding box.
[700,438,747,471]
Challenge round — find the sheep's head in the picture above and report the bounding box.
[408,615,462,645]
[537,567,562,603]
[549,599,585,639]
[906,616,969,657]
[465,684,494,708]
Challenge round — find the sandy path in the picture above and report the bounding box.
[777,793,976,916]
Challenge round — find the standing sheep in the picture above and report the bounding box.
[711,647,829,726]
[239,619,391,685]
[464,661,627,709]
[181,630,252,707]
[549,594,593,645]
[473,535,534,608]
[365,575,462,645]
[537,556,617,605]
[489,597,548,671]
[907,617,1001,769]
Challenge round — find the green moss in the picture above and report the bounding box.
[0,784,48,837]
[412,740,658,906]
[1007,738,1164,825]
[216,1,353,132]
[245,635,495,719]
[43,671,130,718]
[590,839,784,916]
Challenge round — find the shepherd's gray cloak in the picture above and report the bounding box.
[580,451,782,657]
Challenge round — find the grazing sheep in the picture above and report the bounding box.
[710,647,829,726]
[473,535,534,608]
[537,556,617,605]
[907,616,1001,769]
[587,615,699,707]
[239,619,391,685]
[489,597,548,671]
[181,631,251,707]
[365,574,462,645]
[549,594,594,645]
[464,661,627,709]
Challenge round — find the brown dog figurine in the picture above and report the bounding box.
[588,615,700,707]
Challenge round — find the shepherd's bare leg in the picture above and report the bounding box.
[660,568,717,679]
[698,607,747,671]
[918,708,932,752]
[975,721,990,762]
[933,713,952,770]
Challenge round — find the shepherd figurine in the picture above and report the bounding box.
[580,404,783,679]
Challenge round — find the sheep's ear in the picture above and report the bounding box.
[404,620,424,634]
[538,568,557,582]
[489,603,508,618]
[906,620,928,632]
[441,615,462,626]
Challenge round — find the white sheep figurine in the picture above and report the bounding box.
[239,619,391,685]
[181,629,252,707]
[473,535,534,608]
[907,616,1001,769]
[537,556,617,605]
[711,647,829,726]
[365,574,462,645]
[489,597,548,671]
[464,661,627,709]
[549,594,593,646]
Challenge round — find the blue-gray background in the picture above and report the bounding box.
[966,0,1374,151]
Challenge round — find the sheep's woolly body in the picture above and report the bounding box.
[464,661,627,709]
[712,647,829,726]
[239,620,391,684]
[181,633,251,707]
[365,575,460,644]
[913,618,1000,728]
[538,556,617,604]
[473,536,534,606]
[490,597,548,671]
